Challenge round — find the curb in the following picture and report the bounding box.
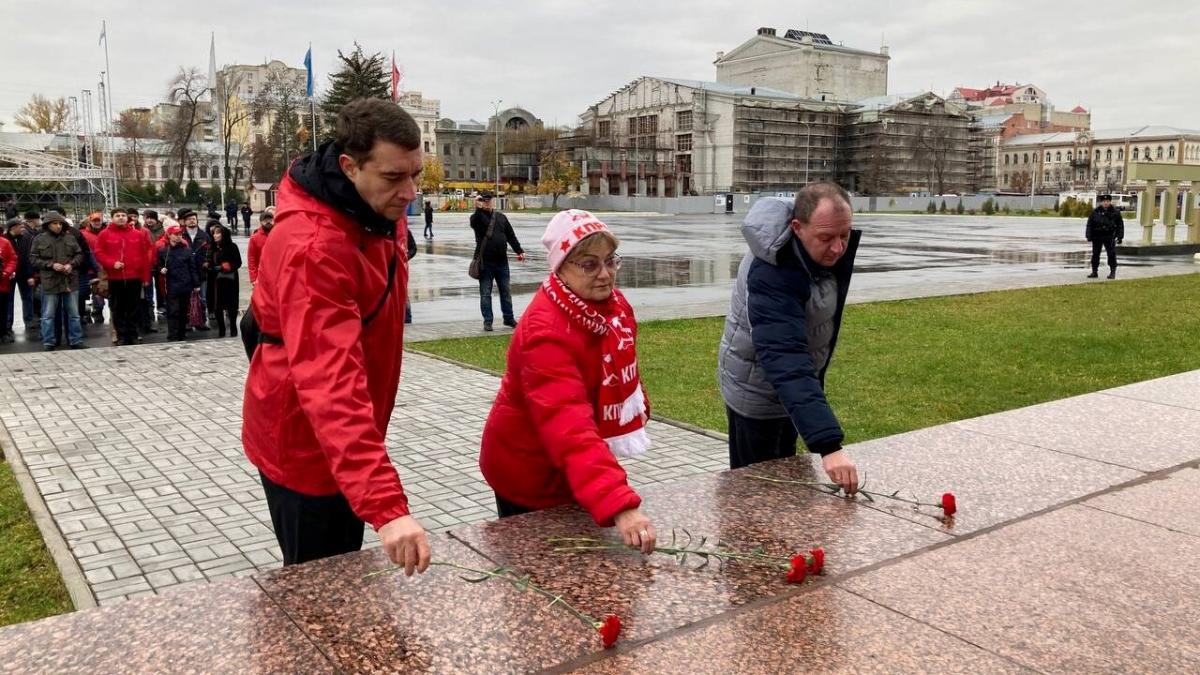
[0,421,96,612]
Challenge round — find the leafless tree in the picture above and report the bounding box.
[114,108,153,182]
[215,70,252,194]
[164,67,209,183]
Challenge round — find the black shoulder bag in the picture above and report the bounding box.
[240,250,399,361]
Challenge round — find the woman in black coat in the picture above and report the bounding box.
[206,224,242,337]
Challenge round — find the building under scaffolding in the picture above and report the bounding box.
[574,77,974,197]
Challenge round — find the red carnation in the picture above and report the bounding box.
[807,548,825,575]
[941,493,957,517]
[597,614,621,648]
[787,555,807,584]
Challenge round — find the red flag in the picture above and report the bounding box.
[391,53,401,102]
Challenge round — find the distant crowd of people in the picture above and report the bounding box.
[0,204,275,350]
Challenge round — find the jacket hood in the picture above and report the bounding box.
[287,140,397,238]
[741,197,795,265]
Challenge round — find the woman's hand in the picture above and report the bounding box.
[613,508,656,554]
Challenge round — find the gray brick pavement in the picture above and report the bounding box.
[0,340,728,605]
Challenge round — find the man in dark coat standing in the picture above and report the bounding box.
[469,192,524,331]
[240,203,253,234]
[225,200,239,235]
[1086,194,1124,279]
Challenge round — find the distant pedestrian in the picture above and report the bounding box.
[240,203,253,233]
[225,200,238,234]
[423,200,433,238]
[1086,194,1124,279]
[470,192,524,332]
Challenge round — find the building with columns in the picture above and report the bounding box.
[715,27,889,102]
[997,125,1200,194]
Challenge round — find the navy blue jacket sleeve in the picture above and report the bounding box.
[746,259,845,455]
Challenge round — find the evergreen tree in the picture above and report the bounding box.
[939,199,948,214]
[322,43,390,136]
[184,180,203,203]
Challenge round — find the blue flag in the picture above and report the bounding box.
[303,47,313,97]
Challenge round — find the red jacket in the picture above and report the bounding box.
[480,287,644,526]
[247,227,268,284]
[94,223,151,282]
[241,175,411,530]
[0,236,16,293]
[80,227,100,253]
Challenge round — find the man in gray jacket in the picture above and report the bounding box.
[717,183,860,493]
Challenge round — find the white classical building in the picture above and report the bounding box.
[398,91,440,157]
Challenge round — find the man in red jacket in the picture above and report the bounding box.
[246,207,274,286]
[94,206,151,345]
[243,98,430,572]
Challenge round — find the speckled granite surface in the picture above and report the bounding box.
[252,533,601,674]
[449,463,949,643]
[0,578,335,674]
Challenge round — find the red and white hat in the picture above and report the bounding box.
[541,209,612,272]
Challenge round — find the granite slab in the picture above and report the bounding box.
[954,393,1200,471]
[450,464,949,643]
[1103,370,1200,412]
[572,587,1032,674]
[1084,466,1200,537]
[0,578,334,674]
[793,425,1141,534]
[841,505,1200,673]
[252,533,601,673]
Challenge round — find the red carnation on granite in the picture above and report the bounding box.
[941,493,957,517]
[597,613,622,648]
[787,555,808,584]
[807,548,825,575]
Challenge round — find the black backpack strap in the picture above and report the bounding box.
[361,248,399,327]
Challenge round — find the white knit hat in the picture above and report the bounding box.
[541,209,612,272]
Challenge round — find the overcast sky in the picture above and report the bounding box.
[1,0,1196,133]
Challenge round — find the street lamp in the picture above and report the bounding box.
[491,99,502,196]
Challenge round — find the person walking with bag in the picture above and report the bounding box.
[469,192,524,332]
[207,223,242,337]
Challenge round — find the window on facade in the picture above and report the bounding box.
[236,168,244,179]
[1023,153,1029,164]
[1106,149,1112,162]
[1055,151,1061,162]
[1144,147,1151,159]
[148,165,157,179]
[640,115,658,134]
[676,110,692,130]
[628,118,638,135]
[598,120,611,137]
[212,166,220,179]
[1169,146,1176,159]
[1156,146,1163,159]
[676,154,692,173]
[459,146,464,156]
[444,144,451,156]
[424,122,430,133]
[470,168,476,179]
[1095,150,1100,162]
[424,141,430,153]
[1133,147,1139,160]
[199,165,208,179]
[458,169,464,179]
[1066,151,1072,161]
[677,133,692,151]
[1004,155,1010,165]
[470,146,476,157]
[1118,148,1124,160]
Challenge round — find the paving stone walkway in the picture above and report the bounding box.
[0,340,726,605]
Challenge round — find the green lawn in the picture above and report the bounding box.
[415,273,1200,443]
[0,458,72,626]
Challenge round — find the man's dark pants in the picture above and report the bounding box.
[726,405,798,469]
[1090,237,1117,272]
[260,472,364,566]
[108,279,142,344]
[479,262,514,326]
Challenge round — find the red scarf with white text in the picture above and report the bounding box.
[542,273,650,458]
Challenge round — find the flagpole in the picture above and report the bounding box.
[308,43,316,151]
[210,32,225,208]
[101,19,116,208]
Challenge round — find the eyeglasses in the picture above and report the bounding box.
[567,255,622,276]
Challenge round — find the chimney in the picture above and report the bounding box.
[716,50,725,60]
[757,27,776,37]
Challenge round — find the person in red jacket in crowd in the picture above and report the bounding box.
[242,98,429,571]
[0,229,17,342]
[94,206,151,346]
[479,210,657,553]
[246,206,274,286]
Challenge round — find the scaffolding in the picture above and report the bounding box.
[731,103,843,192]
[841,99,972,195]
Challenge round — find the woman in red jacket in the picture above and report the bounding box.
[480,210,656,553]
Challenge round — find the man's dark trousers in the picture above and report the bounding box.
[726,405,799,469]
[259,472,364,565]
[1090,237,1117,273]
